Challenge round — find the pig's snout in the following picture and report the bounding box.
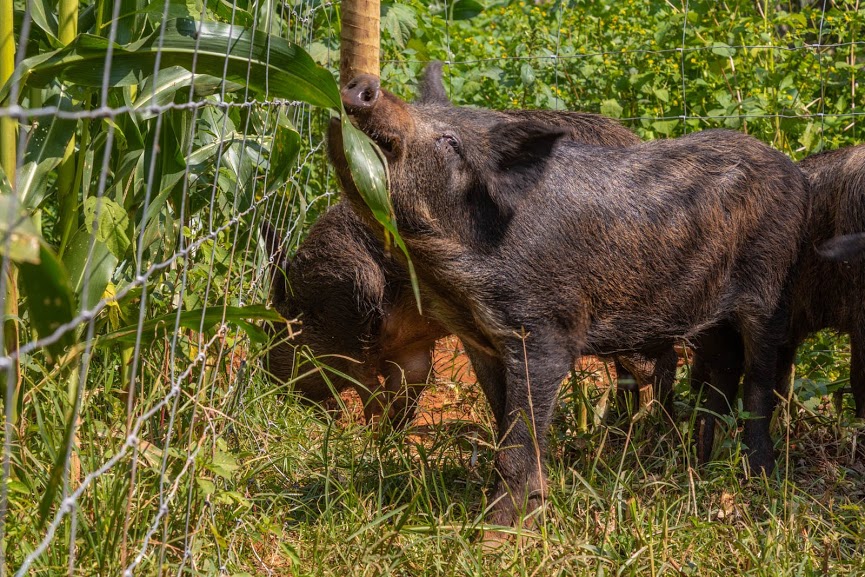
[342,74,381,113]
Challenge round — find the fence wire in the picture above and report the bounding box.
[1,0,864,574]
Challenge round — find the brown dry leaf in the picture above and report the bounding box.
[717,490,737,520]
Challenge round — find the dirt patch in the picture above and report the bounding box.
[336,336,643,427]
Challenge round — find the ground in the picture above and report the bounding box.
[248,335,865,576]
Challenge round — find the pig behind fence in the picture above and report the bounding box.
[329,71,808,527]
[262,62,678,426]
[692,145,865,462]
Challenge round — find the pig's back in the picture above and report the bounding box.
[500,129,808,351]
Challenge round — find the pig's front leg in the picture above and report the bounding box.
[484,333,572,528]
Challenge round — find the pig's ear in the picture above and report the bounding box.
[418,61,450,105]
[818,233,865,261]
[483,121,565,215]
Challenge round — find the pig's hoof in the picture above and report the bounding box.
[745,450,777,478]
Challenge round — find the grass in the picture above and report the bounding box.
[8,314,865,575]
[8,1,865,573]
[210,339,865,576]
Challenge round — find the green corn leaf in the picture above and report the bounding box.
[0,18,341,110]
[27,0,60,45]
[62,228,118,315]
[340,113,392,236]
[16,94,79,210]
[18,242,76,359]
[132,65,244,118]
[265,112,301,194]
[340,112,420,312]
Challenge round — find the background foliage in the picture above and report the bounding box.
[3,0,865,574]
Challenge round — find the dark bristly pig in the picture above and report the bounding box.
[818,232,865,261]
[263,61,676,426]
[329,72,808,526]
[692,145,865,462]
[260,208,440,426]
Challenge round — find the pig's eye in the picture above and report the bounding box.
[436,133,462,155]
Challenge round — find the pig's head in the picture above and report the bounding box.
[328,62,566,243]
[259,213,385,406]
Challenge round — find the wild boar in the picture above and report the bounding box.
[263,62,671,426]
[329,72,808,526]
[692,145,865,462]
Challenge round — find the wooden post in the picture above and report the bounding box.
[340,0,380,87]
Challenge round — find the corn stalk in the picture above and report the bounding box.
[55,0,79,257]
[1,0,19,379]
[0,0,13,182]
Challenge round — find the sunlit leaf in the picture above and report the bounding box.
[204,0,254,26]
[382,4,417,48]
[0,195,41,264]
[83,197,131,259]
[62,229,118,314]
[600,98,623,119]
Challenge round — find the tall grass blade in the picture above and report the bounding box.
[98,304,283,346]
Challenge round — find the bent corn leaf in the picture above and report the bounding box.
[17,94,79,209]
[340,113,421,312]
[132,66,244,118]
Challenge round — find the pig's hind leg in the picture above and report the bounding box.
[691,325,745,464]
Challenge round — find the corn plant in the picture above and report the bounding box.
[0,0,399,570]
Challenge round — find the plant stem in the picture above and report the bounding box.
[1,0,20,427]
[56,0,79,257]
[2,264,18,400]
[0,0,15,183]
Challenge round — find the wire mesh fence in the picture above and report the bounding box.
[2,0,864,574]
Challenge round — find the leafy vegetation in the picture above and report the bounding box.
[3,0,865,574]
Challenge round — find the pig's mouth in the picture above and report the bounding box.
[367,130,400,161]
[338,110,401,161]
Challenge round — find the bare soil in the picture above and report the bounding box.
[338,336,670,427]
